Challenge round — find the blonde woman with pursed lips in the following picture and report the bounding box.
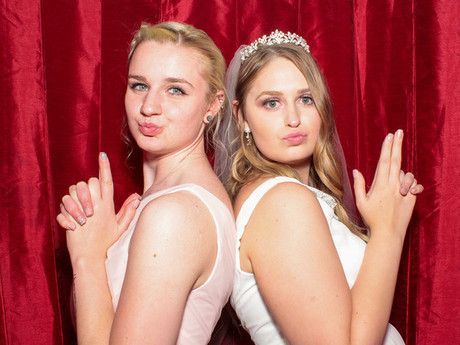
[57,22,235,345]
[214,31,423,345]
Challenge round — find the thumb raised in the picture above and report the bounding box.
[353,169,367,207]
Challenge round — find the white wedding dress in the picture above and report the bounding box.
[231,176,405,345]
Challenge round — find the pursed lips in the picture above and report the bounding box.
[282,132,307,145]
[139,122,163,136]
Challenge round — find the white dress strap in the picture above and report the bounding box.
[235,176,303,241]
[236,176,338,241]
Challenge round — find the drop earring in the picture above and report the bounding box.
[244,128,251,145]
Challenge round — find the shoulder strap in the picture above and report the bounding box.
[236,176,303,240]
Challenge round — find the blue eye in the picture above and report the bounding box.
[168,87,185,95]
[300,95,314,105]
[129,83,148,91]
[263,99,280,109]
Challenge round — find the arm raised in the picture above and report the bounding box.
[244,132,420,345]
[66,154,140,345]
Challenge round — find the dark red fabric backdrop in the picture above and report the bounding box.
[1,0,459,344]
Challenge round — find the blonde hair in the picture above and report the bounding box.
[123,21,227,156]
[230,44,367,240]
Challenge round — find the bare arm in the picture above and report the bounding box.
[244,130,421,344]
[350,130,418,344]
[62,156,216,344]
[65,154,124,345]
[247,183,352,344]
[71,255,114,345]
[109,192,216,344]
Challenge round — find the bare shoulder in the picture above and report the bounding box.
[136,190,214,240]
[112,191,217,342]
[238,179,328,272]
[249,179,322,223]
[246,180,326,241]
[264,180,317,206]
[129,190,216,283]
[241,181,349,344]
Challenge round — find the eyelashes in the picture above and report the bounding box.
[128,83,187,96]
[263,99,280,109]
[261,95,315,110]
[129,82,148,91]
[167,86,186,95]
[300,95,314,105]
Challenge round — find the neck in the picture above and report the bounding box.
[142,134,208,193]
[289,159,311,184]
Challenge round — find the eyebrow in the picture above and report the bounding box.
[165,77,194,88]
[127,75,194,88]
[256,88,311,99]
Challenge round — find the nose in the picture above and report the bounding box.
[140,91,161,117]
[285,103,301,128]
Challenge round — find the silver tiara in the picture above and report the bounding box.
[240,30,310,61]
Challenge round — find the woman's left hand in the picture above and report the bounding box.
[353,130,423,239]
[64,153,129,264]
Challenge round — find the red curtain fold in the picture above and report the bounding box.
[1,0,458,344]
[0,0,63,343]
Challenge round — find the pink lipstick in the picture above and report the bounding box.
[283,132,307,145]
[139,123,162,137]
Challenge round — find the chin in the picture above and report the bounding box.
[134,137,163,153]
[274,150,312,164]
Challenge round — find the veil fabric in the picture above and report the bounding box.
[214,46,245,184]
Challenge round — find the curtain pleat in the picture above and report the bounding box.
[0,0,63,343]
[412,1,460,343]
[1,0,458,344]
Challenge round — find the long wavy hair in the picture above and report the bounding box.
[228,44,367,240]
[121,21,228,161]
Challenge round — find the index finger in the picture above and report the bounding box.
[99,152,114,200]
[389,129,403,181]
[371,132,394,189]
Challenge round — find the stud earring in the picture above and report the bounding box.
[244,128,251,145]
[205,114,213,123]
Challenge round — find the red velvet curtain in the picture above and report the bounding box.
[1,1,459,344]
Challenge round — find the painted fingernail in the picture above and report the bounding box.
[77,216,86,225]
[100,152,108,160]
[396,129,403,138]
[68,223,76,230]
[352,169,358,178]
[84,207,93,216]
[387,133,394,141]
[132,199,141,208]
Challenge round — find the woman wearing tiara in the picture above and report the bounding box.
[56,22,235,344]
[215,30,423,344]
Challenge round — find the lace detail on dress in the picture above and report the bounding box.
[308,186,338,210]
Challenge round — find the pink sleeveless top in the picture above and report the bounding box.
[105,184,236,344]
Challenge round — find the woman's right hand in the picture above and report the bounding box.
[352,130,423,239]
[57,179,140,233]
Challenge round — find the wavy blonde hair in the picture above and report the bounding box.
[122,21,228,158]
[229,44,367,240]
